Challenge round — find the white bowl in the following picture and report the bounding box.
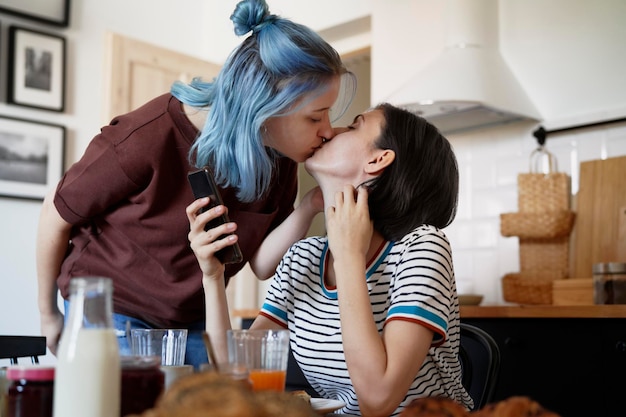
[458,294,483,306]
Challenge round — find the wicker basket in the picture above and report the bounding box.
[517,172,570,213]
[502,271,561,305]
[519,237,571,275]
[500,149,575,304]
[500,210,575,239]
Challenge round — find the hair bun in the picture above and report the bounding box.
[231,0,276,36]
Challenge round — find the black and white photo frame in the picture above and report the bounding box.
[0,0,70,28]
[0,115,65,200]
[7,25,66,112]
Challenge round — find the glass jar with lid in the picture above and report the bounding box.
[120,355,164,416]
[593,262,626,304]
[6,365,55,417]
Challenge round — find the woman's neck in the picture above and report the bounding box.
[319,178,368,213]
[319,180,386,287]
[325,230,385,287]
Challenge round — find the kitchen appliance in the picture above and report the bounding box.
[387,0,541,134]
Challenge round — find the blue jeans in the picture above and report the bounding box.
[63,301,209,370]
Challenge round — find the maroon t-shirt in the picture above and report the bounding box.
[54,94,297,327]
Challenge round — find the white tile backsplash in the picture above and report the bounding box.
[471,187,517,218]
[607,132,626,155]
[446,120,626,305]
[495,156,527,187]
[472,250,501,304]
[470,159,498,189]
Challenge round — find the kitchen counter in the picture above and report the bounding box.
[235,305,626,320]
[460,304,626,318]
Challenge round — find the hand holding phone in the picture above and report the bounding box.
[187,167,243,264]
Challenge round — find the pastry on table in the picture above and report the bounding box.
[471,396,561,417]
[290,389,312,404]
[127,371,317,417]
[256,390,316,416]
[398,395,562,417]
[399,396,470,417]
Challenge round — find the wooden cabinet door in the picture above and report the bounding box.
[103,32,221,122]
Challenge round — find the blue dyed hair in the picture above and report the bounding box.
[171,0,356,202]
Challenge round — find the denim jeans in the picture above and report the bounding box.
[64,301,209,369]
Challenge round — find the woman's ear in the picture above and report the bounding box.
[365,149,395,175]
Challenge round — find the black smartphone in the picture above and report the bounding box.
[187,167,243,264]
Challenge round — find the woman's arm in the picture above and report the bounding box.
[249,186,323,280]
[187,198,236,362]
[327,186,433,417]
[188,197,284,361]
[36,190,72,355]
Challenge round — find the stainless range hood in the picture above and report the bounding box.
[387,0,541,134]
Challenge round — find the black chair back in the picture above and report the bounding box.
[0,336,47,365]
[459,323,501,410]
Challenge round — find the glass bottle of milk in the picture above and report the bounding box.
[53,277,120,417]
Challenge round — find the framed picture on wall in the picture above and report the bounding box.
[0,0,70,27]
[0,115,65,200]
[7,26,66,112]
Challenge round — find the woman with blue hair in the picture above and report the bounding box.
[36,0,355,368]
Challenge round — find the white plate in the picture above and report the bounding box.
[311,398,346,414]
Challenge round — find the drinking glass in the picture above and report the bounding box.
[130,329,188,366]
[226,329,289,392]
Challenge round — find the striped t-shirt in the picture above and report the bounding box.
[260,225,473,416]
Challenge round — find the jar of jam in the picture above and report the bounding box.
[6,365,55,417]
[120,356,164,416]
[593,262,626,304]
[1,367,9,417]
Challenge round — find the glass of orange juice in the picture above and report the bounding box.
[226,329,289,392]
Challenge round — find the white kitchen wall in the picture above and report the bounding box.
[2,0,625,366]
[371,0,626,304]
